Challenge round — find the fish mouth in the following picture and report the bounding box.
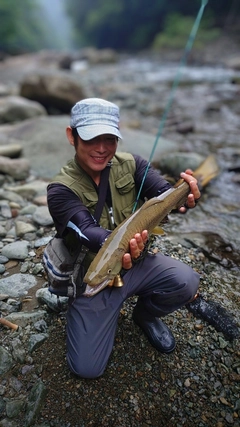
[83,278,112,297]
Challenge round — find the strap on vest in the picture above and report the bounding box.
[94,163,111,222]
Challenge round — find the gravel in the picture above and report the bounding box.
[1,235,239,427]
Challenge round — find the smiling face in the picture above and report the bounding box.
[66,127,118,184]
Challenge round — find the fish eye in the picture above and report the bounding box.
[107,269,112,274]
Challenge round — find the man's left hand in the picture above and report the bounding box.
[178,169,201,214]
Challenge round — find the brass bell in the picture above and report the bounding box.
[113,274,124,287]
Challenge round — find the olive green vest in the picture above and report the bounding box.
[51,152,143,270]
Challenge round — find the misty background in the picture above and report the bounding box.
[0,0,239,56]
[39,0,72,50]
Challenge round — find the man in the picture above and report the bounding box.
[47,98,201,378]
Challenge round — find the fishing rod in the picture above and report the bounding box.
[132,0,209,213]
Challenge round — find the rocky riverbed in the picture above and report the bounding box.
[0,40,240,426]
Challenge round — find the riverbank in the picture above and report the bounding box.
[0,44,239,426]
[0,174,239,426]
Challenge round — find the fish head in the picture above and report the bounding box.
[84,247,125,286]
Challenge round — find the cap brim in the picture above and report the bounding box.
[77,124,122,141]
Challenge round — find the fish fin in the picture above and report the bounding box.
[193,155,219,188]
[152,225,165,235]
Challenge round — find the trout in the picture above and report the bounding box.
[83,155,219,297]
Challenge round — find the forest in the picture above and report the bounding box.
[0,0,239,55]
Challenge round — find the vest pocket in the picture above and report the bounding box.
[115,173,135,194]
[82,191,98,209]
[121,203,135,219]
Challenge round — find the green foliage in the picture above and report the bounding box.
[0,0,57,54]
[152,13,220,50]
[65,0,236,51]
[0,0,238,54]
[65,0,172,50]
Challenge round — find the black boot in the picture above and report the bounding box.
[186,294,240,341]
[132,299,176,353]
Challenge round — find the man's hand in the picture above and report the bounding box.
[122,230,148,270]
[178,169,201,213]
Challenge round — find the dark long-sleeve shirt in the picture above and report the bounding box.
[47,154,171,253]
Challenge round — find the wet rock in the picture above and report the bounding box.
[20,71,86,113]
[0,83,10,97]
[4,310,49,328]
[0,274,37,297]
[153,152,205,177]
[176,120,194,134]
[32,206,53,227]
[0,156,30,180]
[0,256,8,264]
[33,195,48,206]
[1,241,30,261]
[34,319,48,333]
[77,47,118,64]
[226,56,240,70]
[11,338,26,364]
[34,236,52,248]
[0,346,13,375]
[5,180,48,200]
[0,189,25,205]
[0,115,73,179]
[0,202,12,219]
[24,380,47,427]
[28,333,49,353]
[6,299,22,311]
[0,300,20,314]
[0,96,47,124]
[5,398,26,419]
[0,265,5,274]
[0,144,22,158]
[0,227,7,238]
[15,221,37,237]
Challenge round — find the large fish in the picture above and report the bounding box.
[83,155,219,297]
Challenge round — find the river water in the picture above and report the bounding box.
[136,56,240,298]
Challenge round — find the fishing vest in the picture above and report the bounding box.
[51,152,143,269]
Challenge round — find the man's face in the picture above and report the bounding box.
[75,134,118,177]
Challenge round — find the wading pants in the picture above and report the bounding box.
[66,252,199,378]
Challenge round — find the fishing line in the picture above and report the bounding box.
[132,0,209,213]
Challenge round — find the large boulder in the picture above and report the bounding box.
[225,55,240,70]
[0,156,30,180]
[0,143,22,158]
[19,71,87,113]
[0,116,74,178]
[0,95,47,124]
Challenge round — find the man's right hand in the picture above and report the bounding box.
[122,230,148,270]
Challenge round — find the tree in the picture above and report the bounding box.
[65,0,240,51]
[0,0,58,54]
